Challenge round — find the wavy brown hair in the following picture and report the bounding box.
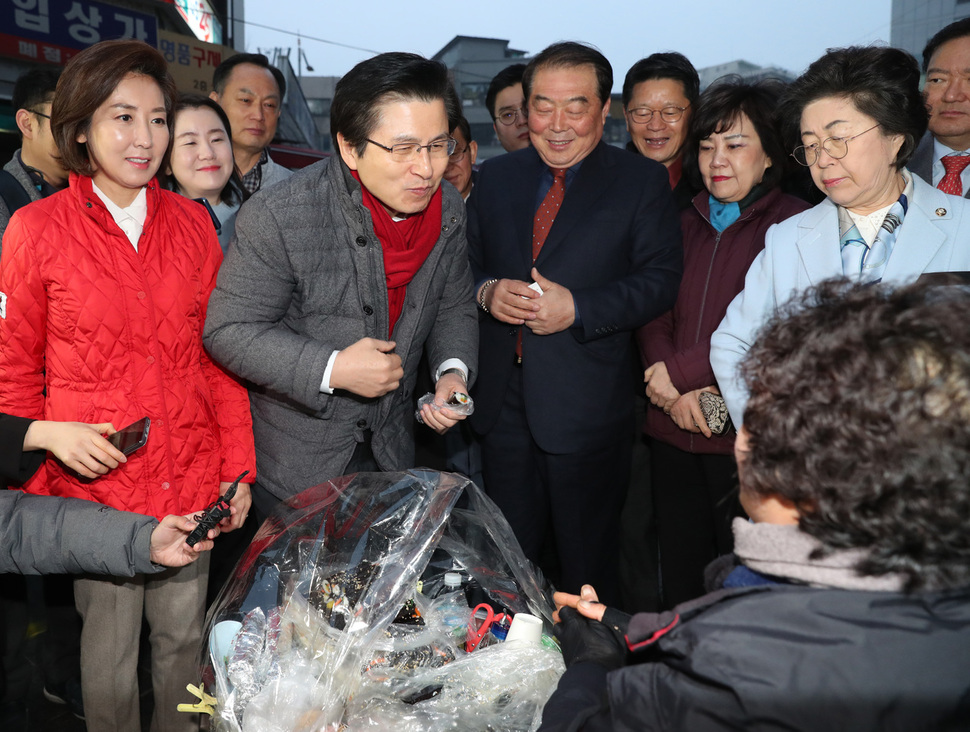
[741,277,970,592]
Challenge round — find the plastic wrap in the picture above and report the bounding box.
[415,391,475,424]
[202,470,563,731]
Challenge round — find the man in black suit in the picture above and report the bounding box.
[910,18,970,197]
[468,42,682,605]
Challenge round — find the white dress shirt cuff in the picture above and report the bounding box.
[433,358,468,383]
[320,351,340,394]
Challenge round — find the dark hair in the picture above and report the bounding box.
[442,79,463,133]
[922,18,970,72]
[164,94,247,208]
[621,52,699,108]
[740,277,970,593]
[330,52,452,156]
[52,40,177,176]
[485,64,526,118]
[778,46,927,170]
[523,42,612,107]
[212,53,286,99]
[13,67,61,113]
[451,114,473,145]
[684,76,787,192]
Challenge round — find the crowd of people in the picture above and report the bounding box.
[0,16,969,731]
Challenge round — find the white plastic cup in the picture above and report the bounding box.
[504,613,543,646]
[209,620,242,667]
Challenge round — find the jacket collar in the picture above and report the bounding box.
[691,185,785,227]
[71,172,162,234]
[794,172,948,284]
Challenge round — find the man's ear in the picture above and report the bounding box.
[469,140,479,166]
[208,90,220,103]
[15,108,35,139]
[336,132,360,171]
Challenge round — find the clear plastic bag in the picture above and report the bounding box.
[415,391,474,424]
[201,470,563,731]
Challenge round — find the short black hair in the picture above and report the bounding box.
[741,277,970,593]
[684,76,787,192]
[451,113,473,145]
[523,42,612,108]
[330,52,452,156]
[622,52,699,108]
[13,67,61,114]
[485,63,526,119]
[212,53,286,99]
[778,46,926,171]
[922,18,970,72]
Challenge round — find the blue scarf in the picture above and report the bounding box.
[708,195,741,232]
[839,194,908,283]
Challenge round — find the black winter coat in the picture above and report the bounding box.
[540,583,970,731]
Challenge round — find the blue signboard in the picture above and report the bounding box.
[4,0,158,52]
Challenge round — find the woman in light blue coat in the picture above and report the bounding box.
[712,46,970,424]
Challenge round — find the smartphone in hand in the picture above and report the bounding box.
[108,417,150,456]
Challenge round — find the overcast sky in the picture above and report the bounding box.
[241,0,895,90]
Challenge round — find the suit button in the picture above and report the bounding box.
[357,419,367,428]
[363,305,373,315]
[146,356,155,364]
[161,481,170,490]
[355,236,367,246]
[137,291,146,300]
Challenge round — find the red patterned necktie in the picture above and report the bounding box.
[516,168,567,363]
[938,154,970,196]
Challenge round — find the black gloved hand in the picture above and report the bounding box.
[554,606,627,671]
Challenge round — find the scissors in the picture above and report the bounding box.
[465,603,508,652]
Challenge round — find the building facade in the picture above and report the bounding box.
[891,0,970,61]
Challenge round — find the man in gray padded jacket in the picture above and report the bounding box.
[204,52,477,518]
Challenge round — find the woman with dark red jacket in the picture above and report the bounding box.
[0,41,255,732]
[637,78,809,609]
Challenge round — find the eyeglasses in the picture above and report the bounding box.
[791,124,880,167]
[626,105,689,124]
[495,107,525,126]
[366,137,456,163]
[29,109,51,120]
[449,145,469,164]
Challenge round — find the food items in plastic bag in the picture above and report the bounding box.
[201,470,563,731]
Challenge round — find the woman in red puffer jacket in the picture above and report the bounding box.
[0,40,255,732]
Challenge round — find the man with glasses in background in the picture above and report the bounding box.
[0,68,67,244]
[444,115,478,200]
[204,53,477,518]
[486,64,530,153]
[622,53,700,210]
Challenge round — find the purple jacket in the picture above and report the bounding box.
[637,187,809,454]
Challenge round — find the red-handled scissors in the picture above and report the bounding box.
[465,603,508,652]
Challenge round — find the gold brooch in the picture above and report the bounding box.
[936,207,947,217]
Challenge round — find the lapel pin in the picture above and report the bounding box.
[936,207,947,217]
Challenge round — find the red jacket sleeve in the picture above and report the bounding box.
[0,212,48,421]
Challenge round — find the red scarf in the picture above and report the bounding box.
[352,172,442,336]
